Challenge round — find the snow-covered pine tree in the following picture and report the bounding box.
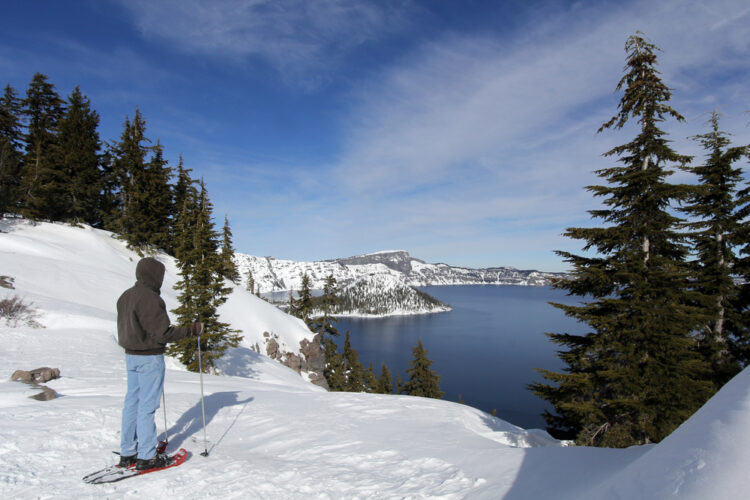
[402,340,443,399]
[531,33,712,447]
[680,111,749,387]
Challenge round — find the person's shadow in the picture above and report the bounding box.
[165,391,253,454]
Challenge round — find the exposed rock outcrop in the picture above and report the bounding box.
[264,332,329,390]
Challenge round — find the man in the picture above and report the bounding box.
[117,257,202,470]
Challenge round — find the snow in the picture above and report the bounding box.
[2,219,750,499]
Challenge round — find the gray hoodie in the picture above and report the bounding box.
[117,257,191,355]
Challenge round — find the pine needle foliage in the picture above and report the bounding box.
[403,340,444,399]
[323,337,347,391]
[680,111,749,386]
[20,73,65,219]
[167,181,242,372]
[54,86,102,225]
[220,215,240,284]
[310,274,340,338]
[377,362,393,394]
[0,84,24,213]
[530,33,712,447]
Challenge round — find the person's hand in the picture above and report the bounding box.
[191,322,203,336]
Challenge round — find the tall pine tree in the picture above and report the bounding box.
[21,73,65,219]
[531,33,712,447]
[0,84,24,214]
[107,109,149,238]
[167,180,242,372]
[220,215,240,284]
[680,111,748,386]
[55,86,102,224]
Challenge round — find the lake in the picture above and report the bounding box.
[333,285,585,430]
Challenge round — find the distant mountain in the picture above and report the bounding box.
[234,250,566,294]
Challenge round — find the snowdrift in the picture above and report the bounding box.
[1,219,749,498]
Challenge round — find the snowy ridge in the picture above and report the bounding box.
[2,219,750,498]
[235,250,566,295]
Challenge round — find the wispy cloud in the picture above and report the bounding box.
[117,0,415,89]
[317,0,750,269]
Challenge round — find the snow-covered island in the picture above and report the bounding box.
[235,250,565,316]
[2,219,750,499]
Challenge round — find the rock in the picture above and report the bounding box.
[11,367,61,401]
[11,370,32,383]
[29,367,60,383]
[283,353,303,373]
[265,338,280,360]
[308,371,329,390]
[300,333,325,373]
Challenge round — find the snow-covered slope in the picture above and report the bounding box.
[2,219,750,499]
[235,250,566,295]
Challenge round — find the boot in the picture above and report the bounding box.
[118,454,137,468]
[135,453,170,471]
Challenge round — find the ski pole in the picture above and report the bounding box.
[197,328,209,457]
[161,390,168,450]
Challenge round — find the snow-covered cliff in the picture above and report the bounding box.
[235,250,566,294]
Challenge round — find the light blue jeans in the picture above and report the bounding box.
[121,354,165,460]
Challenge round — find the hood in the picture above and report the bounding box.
[135,257,165,294]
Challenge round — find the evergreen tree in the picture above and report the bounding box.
[732,177,750,367]
[108,109,149,238]
[310,274,339,338]
[55,86,102,224]
[21,73,65,219]
[343,331,364,392]
[170,156,198,256]
[395,373,406,395]
[137,140,173,250]
[0,84,24,213]
[377,362,393,394]
[531,33,712,447]
[296,273,313,325]
[167,181,242,372]
[323,337,346,391]
[680,111,748,386]
[364,362,379,392]
[220,215,240,283]
[402,340,444,399]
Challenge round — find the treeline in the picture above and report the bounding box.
[290,273,445,398]
[0,73,242,372]
[532,33,750,447]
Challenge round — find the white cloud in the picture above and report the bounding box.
[317,0,750,268]
[118,0,414,88]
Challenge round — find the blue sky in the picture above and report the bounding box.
[2,0,749,271]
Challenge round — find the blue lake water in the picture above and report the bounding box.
[333,285,585,430]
